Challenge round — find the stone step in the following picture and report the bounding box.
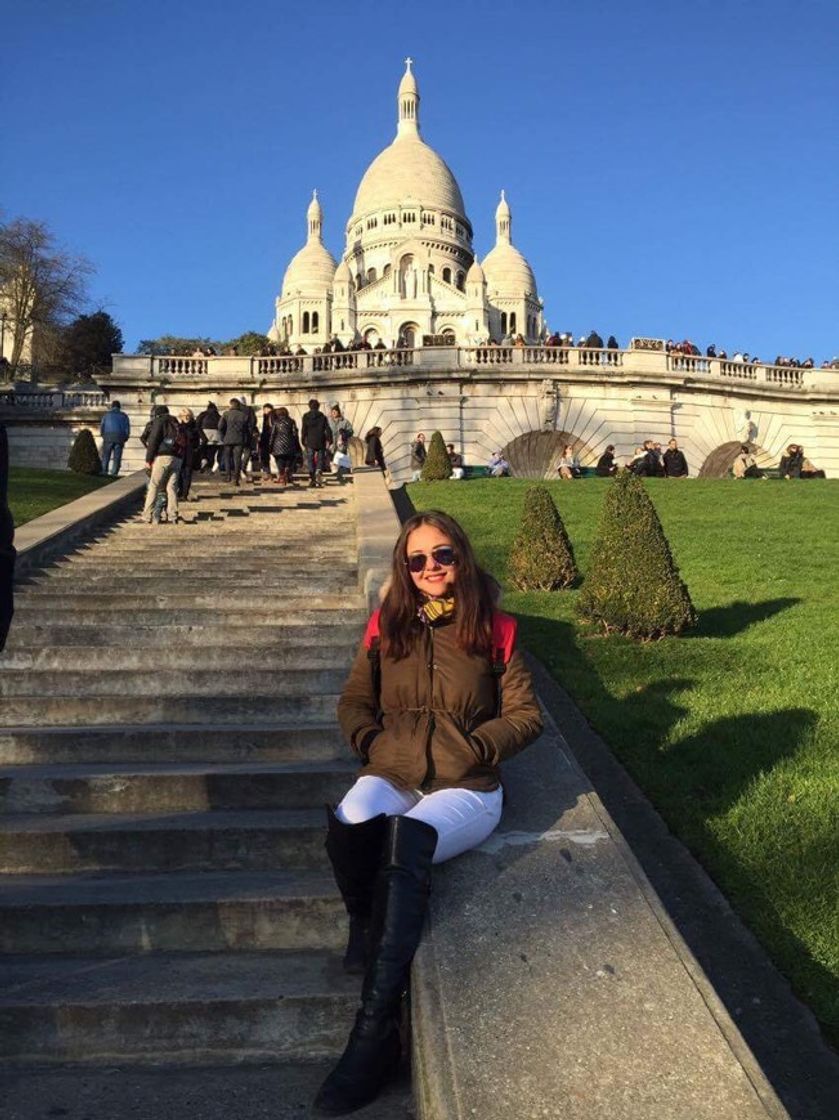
[0,643,357,671]
[44,548,355,570]
[3,620,364,649]
[0,723,347,765]
[10,605,366,627]
[0,869,344,954]
[0,667,347,699]
[13,584,359,609]
[0,950,357,1064]
[0,692,342,728]
[0,807,327,874]
[22,566,359,586]
[0,1060,413,1120]
[0,759,357,815]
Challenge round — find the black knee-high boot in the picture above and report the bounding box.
[325,808,387,974]
[314,814,438,1116]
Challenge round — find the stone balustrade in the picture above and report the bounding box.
[106,347,838,396]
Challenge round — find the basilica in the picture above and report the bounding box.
[269,60,543,351]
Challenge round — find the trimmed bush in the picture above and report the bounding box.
[421,430,452,481]
[508,485,577,590]
[67,428,102,475]
[578,470,696,639]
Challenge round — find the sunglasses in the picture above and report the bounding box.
[405,546,458,573]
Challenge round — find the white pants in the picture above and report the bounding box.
[336,775,503,864]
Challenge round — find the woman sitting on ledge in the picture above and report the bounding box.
[313,511,542,1115]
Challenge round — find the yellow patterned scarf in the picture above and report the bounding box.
[418,596,456,626]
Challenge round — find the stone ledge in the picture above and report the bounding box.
[15,471,148,577]
[351,468,401,610]
[411,708,787,1120]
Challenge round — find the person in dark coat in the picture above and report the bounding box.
[176,408,205,500]
[663,439,688,478]
[364,427,386,471]
[259,404,275,478]
[270,407,302,488]
[99,401,131,477]
[595,445,617,476]
[217,398,250,485]
[779,444,804,478]
[196,401,221,471]
[0,423,15,650]
[301,398,332,488]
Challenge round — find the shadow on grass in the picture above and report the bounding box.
[516,611,838,1114]
[689,597,801,639]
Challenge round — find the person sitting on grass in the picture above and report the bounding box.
[447,443,465,480]
[488,450,510,477]
[779,443,804,479]
[595,445,617,476]
[557,444,580,480]
[732,445,762,479]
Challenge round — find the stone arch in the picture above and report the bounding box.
[698,441,774,478]
[499,430,589,479]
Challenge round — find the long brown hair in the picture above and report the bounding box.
[380,510,498,660]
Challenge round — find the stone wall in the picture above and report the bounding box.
[2,412,106,471]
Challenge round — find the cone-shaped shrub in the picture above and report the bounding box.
[421,430,452,481]
[508,485,578,590]
[67,428,102,475]
[578,471,696,639]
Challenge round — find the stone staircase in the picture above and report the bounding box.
[0,477,413,1118]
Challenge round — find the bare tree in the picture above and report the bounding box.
[0,217,93,378]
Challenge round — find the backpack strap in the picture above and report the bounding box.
[490,611,517,716]
[364,609,382,714]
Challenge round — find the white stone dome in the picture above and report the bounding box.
[481,242,537,297]
[466,257,485,282]
[482,190,537,297]
[352,136,467,220]
[282,241,337,296]
[281,190,337,296]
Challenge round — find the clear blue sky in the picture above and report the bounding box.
[4,0,838,360]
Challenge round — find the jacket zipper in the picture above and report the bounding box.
[420,627,435,791]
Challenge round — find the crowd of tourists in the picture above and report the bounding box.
[137,398,386,526]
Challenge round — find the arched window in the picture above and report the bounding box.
[302,311,310,333]
[356,273,364,289]
[383,263,392,277]
[367,267,377,283]
[510,312,517,333]
[501,312,507,334]
[442,329,455,344]
[312,311,319,332]
[428,263,434,275]
[442,266,452,285]
[456,271,465,291]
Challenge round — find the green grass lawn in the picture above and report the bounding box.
[8,468,117,527]
[408,477,839,1044]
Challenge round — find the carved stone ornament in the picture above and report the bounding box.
[540,378,559,429]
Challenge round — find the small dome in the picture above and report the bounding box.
[334,258,352,282]
[282,241,337,296]
[466,257,485,282]
[307,190,323,223]
[398,58,418,98]
[481,243,537,298]
[495,189,511,222]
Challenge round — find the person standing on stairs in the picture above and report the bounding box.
[314,510,543,1115]
[141,405,185,525]
[217,398,249,486]
[301,398,332,489]
[328,403,353,485]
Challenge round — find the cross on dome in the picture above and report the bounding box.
[404,56,413,70]
[397,58,420,135]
